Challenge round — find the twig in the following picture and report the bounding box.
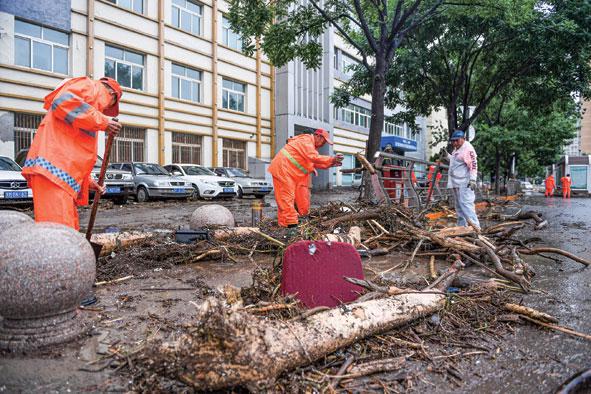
[94,275,134,286]
[328,354,355,390]
[504,303,558,323]
[520,316,591,341]
[403,239,424,272]
[253,229,285,247]
[429,255,437,279]
[518,247,590,267]
[139,287,197,291]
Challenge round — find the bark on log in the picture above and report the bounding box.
[161,293,445,390]
[91,231,154,256]
[147,263,463,391]
[518,247,590,267]
[434,226,475,238]
[323,226,362,247]
[356,153,376,175]
[212,227,260,240]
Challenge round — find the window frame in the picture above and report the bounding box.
[222,15,243,51]
[14,20,69,75]
[222,138,247,169]
[221,78,246,112]
[171,0,203,36]
[339,104,370,128]
[171,63,202,102]
[171,132,203,164]
[104,44,145,91]
[106,0,144,14]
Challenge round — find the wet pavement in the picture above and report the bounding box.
[1,191,591,393]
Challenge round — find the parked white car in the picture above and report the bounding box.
[0,156,32,204]
[164,164,237,199]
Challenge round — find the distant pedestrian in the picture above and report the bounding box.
[446,130,480,229]
[544,174,556,197]
[560,174,572,199]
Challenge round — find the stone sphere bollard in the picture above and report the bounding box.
[190,204,235,229]
[0,211,34,233]
[0,222,96,351]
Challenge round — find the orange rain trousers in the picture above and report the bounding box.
[30,174,79,230]
[561,177,571,199]
[269,134,334,227]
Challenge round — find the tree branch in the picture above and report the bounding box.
[352,0,379,53]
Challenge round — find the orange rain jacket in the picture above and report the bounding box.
[545,175,556,191]
[560,176,571,190]
[22,77,113,206]
[268,134,335,227]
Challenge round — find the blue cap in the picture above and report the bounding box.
[450,130,465,140]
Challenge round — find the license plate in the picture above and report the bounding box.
[173,188,185,193]
[223,188,234,193]
[106,187,121,194]
[4,191,28,199]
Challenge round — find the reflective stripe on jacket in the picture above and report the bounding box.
[22,77,112,206]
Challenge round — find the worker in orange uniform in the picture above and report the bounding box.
[426,164,443,202]
[560,173,572,199]
[544,174,556,197]
[22,77,123,230]
[269,129,342,228]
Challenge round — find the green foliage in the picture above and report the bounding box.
[473,93,580,178]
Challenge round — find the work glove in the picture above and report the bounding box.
[332,157,343,167]
[468,180,477,190]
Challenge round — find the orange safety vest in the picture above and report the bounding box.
[560,176,571,189]
[269,134,334,178]
[22,77,112,206]
[545,175,555,189]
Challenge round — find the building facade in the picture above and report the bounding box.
[0,0,274,169]
[275,28,427,188]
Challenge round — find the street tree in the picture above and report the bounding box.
[472,92,579,193]
[226,0,444,160]
[379,0,591,136]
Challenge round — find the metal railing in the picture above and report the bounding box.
[373,151,484,210]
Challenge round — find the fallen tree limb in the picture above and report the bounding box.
[323,226,362,247]
[520,316,591,341]
[323,210,381,228]
[504,303,558,324]
[355,153,376,175]
[517,247,590,267]
[149,264,462,390]
[91,231,155,256]
[475,240,530,291]
[335,354,411,379]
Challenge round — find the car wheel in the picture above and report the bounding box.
[237,186,244,199]
[191,184,200,200]
[136,186,149,203]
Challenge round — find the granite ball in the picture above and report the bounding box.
[190,204,235,229]
[0,211,34,233]
[0,222,95,350]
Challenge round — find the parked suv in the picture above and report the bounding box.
[163,164,237,199]
[109,162,193,202]
[90,156,135,204]
[0,156,32,205]
[210,167,272,198]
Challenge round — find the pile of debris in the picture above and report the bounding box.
[96,199,590,391]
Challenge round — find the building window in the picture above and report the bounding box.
[104,45,144,90]
[334,48,359,77]
[110,126,145,162]
[222,138,246,169]
[172,0,202,36]
[171,63,202,102]
[384,122,404,136]
[222,16,242,51]
[172,132,202,164]
[14,20,69,74]
[106,0,143,13]
[339,104,371,128]
[14,113,43,155]
[222,79,246,112]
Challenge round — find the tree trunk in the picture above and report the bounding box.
[155,292,447,390]
[365,60,387,161]
[447,104,458,137]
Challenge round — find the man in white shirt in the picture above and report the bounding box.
[446,130,480,229]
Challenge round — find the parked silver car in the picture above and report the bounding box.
[109,162,193,202]
[90,156,135,204]
[210,167,273,199]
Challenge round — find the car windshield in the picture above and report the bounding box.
[0,157,21,171]
[183,166,216,176]
[134,163,169,175]
[226,167,248,177]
